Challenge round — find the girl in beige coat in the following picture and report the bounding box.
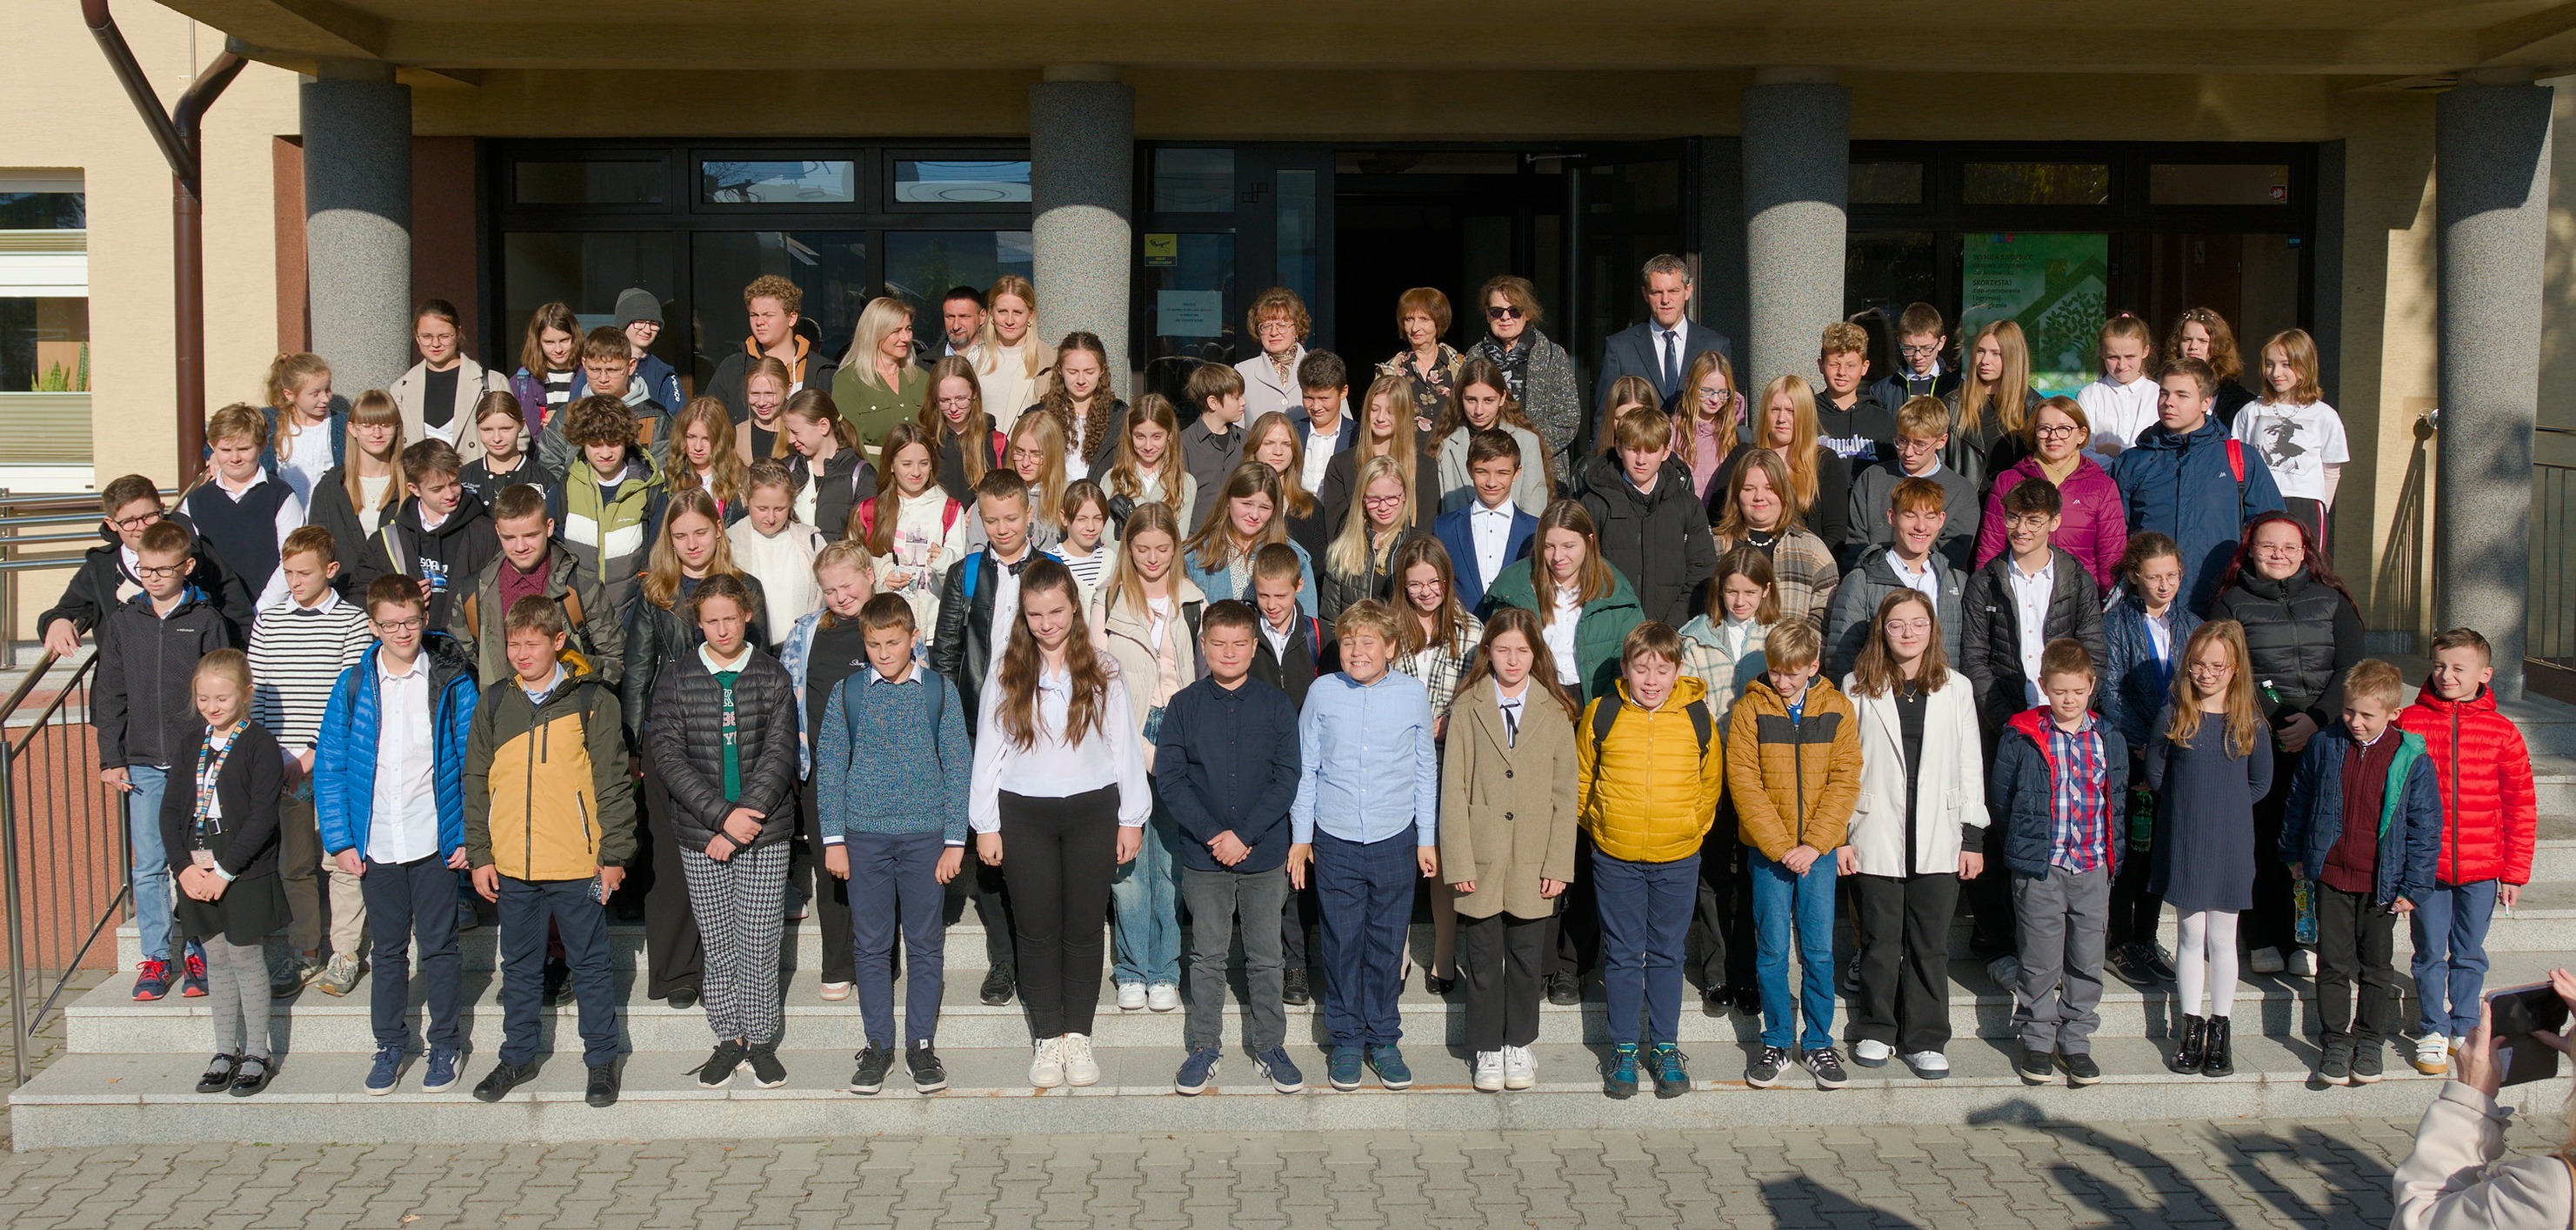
[2392,967,2576,1230]
[1438,607,1581,1093]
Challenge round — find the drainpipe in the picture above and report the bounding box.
[82,1,246,484]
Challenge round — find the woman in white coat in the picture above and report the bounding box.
[1234,287,1325,424]
[1837,588,1986,1080]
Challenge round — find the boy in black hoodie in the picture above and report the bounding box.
[42,473,249,656]
[357,440,499,635]
[1578,407,1716,628]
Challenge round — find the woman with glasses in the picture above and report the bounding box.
[1972,396,2126,591]
[1470,277,1583,485]
[1234,288,1323,424]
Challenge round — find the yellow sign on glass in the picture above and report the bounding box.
[1142,233,1178,267]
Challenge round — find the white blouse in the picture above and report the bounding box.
[967,661,1153,832]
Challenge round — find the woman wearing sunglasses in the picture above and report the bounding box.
[1469,276,1582,490]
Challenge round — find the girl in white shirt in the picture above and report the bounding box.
[2235,328,2349,547]
[855,423,964,635]
[725,462,826,647]
[969,558,1151,1089]
[2076,313,2159,459]
[1055,481,1113,609]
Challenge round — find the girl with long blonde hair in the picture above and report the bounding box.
[2146,618,2274,1080]
[668,397,748,518]
[1949,320,2039,489]
[1104,394,1194,532]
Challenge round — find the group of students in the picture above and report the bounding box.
[66,261,2536,1102]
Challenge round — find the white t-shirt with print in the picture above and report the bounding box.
[2232,400,2349,503]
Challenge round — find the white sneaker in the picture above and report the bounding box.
[1902,1050,1951,1080]
[1852,1039,1893,1067]
[1986,954,2019,986]
[1116,982,1147,1012]
[818,980,853,1002]
[1062,1033,1100,1086]
[1146,984,1181,1013]
[1472,1051,1505,1092]
[2248,946,2286,975]
[1030,1036,1064,1088]
[2413,1034,2452,1076]
[1503,1046,1537,1090]
[2286,948,2319,977]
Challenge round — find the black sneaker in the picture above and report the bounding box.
[584,1064,619,1107]
[2017,1047,2055,1085]
[542,958,572,1006]
[979,966,1017,1006]
[850,1046,894,1095]
[696,1040,747,1089]
[2351,1039,2385,1085]
[2315,1041,2352,1087]
[745,1043,788,1089]
[1745,1045,1792,1089]
[1802,1047,1849,1091]
[2060,1052,2103,1086]
[907,1041,948,1093]
[472,1060,534,1103]
[1282,967,1311,1006]
[1546,972,1582,1006]
[2106,943,2158,988]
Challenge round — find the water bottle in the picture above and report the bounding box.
[2126,784,2155,853]
[2292,879,2318,946]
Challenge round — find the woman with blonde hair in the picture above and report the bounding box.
[1243,411,1325,560]
[1104,394,1195,533]
[990,411,1070,552]
[260,351,342,503]
[1318,374,1440,532]
[1713,375,1849,548]
[1947,320,2042,490]
[969,275,1045,433]
[1318,453,1428,624]
[918,353,1004,502]
[668,397,749,521]
[776,537,884,1002]
[306,390,409,578]
[831,296,929,449]
[1711,448,1840,634]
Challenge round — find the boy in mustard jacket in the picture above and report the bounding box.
[462,597,637,1108]
[1726,619,1864,1091]
[1578,622,1725,1100]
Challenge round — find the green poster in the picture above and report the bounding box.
[1959,233,2109,396]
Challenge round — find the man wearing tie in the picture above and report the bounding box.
[1592,254,1732,458]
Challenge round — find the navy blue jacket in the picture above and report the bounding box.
[1988,707,2131,879]
[1432,503,1537,617]
[2277,725,2443,907]
[1153,674,1303,873]
[2108,416,2285,613]
[2099,592,2203,752]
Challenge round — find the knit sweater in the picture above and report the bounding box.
[814,666,973,844]
[726,518,825,647]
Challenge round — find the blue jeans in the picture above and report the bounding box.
[1316,826,1418,1049]
[2411,879,2499,1039]
[1750,848,1839,1053]
[496,876,617,1067]
[123,765,173,962]
[1593,852,1699,1046]
[1111,808,1182,987]
[847,832,949,1048]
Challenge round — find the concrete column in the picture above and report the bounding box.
[302,71,412,394]
[1030,67,1135,398]
[2435,76,2552,699]
[1739,71,1850,394]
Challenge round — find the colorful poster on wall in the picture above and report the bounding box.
[1959,232,2110,395]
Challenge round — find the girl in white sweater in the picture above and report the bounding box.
[727,461,827,646]
[855,423,966,635]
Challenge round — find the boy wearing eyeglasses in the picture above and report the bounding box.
[96,518,237,1000]
[1866,303,1961,418]
[43,473,250,658]
[1841,397,1980,573]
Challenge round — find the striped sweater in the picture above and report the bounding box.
[246,592,373,756]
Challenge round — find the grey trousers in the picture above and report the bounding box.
[1179,863,1291,1054]
[2011,864,2110,1053]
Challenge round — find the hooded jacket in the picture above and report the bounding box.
[2396,682,2539,887]
[451,547,626,689]
[2278,725,2443,906]
[1990,706,2132,879]
[2208,566,2363,728]
[314,632,480,859]
[1972,454,2127,591]
[1959,546,2108,733]
[1578,675,1725,863]
[1577,452,1718,629]
[1726,673,1863,861]
[1483,558,1647,706]
[2108,415,2286,612]
[95,586,235,769]
[464,656,637,880]
[355,491,501,635]
[545,447,666,617]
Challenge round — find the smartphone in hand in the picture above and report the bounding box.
[2486,982,2572,1087]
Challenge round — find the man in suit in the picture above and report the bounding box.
[1592,254,1733,438]
[1432,429,1538,615]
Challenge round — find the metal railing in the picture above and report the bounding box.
[0,489,180,670]
[0,649,123,1087]
[2533,425,2576,701]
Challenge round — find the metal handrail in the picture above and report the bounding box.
[1,649,119,1088]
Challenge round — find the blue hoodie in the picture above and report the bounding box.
[2109,415,2284,613]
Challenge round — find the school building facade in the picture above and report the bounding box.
[4,0,2574,696]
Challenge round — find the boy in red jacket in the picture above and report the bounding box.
[2393,627,2539,1076]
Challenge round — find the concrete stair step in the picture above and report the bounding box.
[7,1030,2484,1149]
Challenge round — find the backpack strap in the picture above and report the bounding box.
[941,498,962,535]
[1687,699,1713,758]
[1590,693,1621,759]
[856,500,878,539]
[962,551,983,605]
[462,593,479,644]
[1305,616,1321,661]
[2225,438,2249,520]
[561,585,584,632]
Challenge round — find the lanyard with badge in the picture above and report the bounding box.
[190,722,247,871]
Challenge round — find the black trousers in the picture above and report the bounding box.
[793,777,856,985]
[1687,824,1755,993]
[1458,911,1548,1052]
[2246,773,2298,953]
[2107,758,2163,949]
[1849,872,1960,1054]
[2316,884,2401,1046]
[1542,836,1600,979]
[1968,820,2017,956]
[998,787,1120,1038]
[637,762,703,999]
[1280,876,1318,970]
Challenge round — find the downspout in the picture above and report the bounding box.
[82,0,247,484]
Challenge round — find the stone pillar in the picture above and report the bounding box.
[1030,67,1135,398]
[2435,75,2552,699]
[302,69,412,394]
[1739,70,1850,394]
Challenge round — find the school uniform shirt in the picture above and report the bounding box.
[367,652,438,865]
[273,426,338,506]
[964,663,1154,832]
[1543,591,1583,688]
[2077,374,2161,456]
[190,470,305,613]
[1291,669,1440,846]
[1298,424,1340,492]
[2005,552,2056,706]
[1470,503,1518,592]
[2232,400,2350,504]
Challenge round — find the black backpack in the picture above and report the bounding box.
[1589,692,1714,760]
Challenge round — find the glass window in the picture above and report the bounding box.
[2146,232,2300,371]
[1153,149,1235,214]
[1848,162,1924,206]
[1959,232,2112,393]
[2151,164,2291,206]
[499,231,677,377]
[1961,163,2112,207]
[1141,233,1237,384]
[1845,232,1939,373]
[882,231,1034,314]
[1276,169,1318,312]
[699,160,859,205]
[0,297,88,391]
[0,193,84,230]
[513,160,665,205]
[894,160,1031,204]
[690,231,873,378]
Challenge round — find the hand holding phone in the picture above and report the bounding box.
[2483,975,2576,1089]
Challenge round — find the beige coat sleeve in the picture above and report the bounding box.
[2391,1081,2576,1230]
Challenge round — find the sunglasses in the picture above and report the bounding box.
[1485,305,1524,321]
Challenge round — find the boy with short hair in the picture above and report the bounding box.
[537,328,671,475]
[357,439,499,635]
[1844,396,1980,572]
[247,525,375,996]
[96,518,234,999]
[1579,409,1718,628]
[1813,322,1898,468]
[463,596,636,1108]
[1866,303,1960,414]
[2394,627,2539,1076]
[1160,598,1306,1095]
[818,594,972,1096]
[315,575,482,1095]
[1180,363,1249,532]
[42,473,247,658]
[1583,621,1725,1099]
[1244,541,1327,1004]
[1431,429,1538,616]
[454,483,624,688]
[1990,638,2130,1086]
[1292,351,1354,493]
[2279,658,2441,1086]
[1291,599,1438,1093]
[1825,476,1966,679]
[1727,619,1861,1090]
[184,403,306,616]
[544,394,667,620]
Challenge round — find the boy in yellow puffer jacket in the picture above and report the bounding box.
[1725,619,1863,1092]
[1577,622,1725,1099]
[462,596,637,1107]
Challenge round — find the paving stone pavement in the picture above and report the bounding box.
[0,1109,2560,1228]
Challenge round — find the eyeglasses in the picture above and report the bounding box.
[2186,662,2233,675]
[1404,578,1445,594]
[134,563,185,580]
[1362,493,1405,508]
[1885,619,1932,636]
[372,618,424,633]
[2033,423,2082,438]
[1696,386,1731,404]
[1899,343,1942,358]
[1485,305,1523,320]
[111,511,164,531]
[937,395,975,408]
